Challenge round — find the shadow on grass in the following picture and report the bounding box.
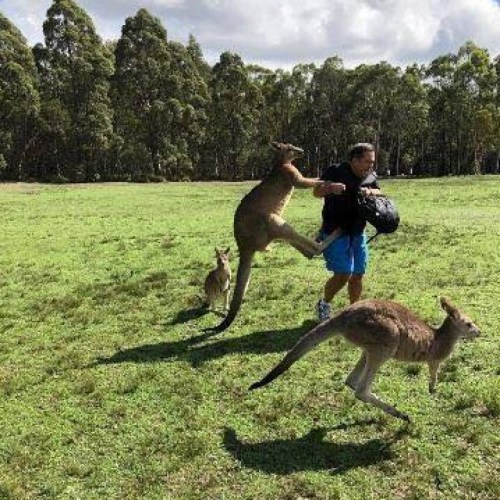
[168,306,211,325]
[93,320,317,367]
[224,423,408,474]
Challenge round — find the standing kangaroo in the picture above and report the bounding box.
[204,247,231,313]
[207,142,342,333]
[250,297,480,422]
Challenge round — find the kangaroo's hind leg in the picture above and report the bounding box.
[222,285,231,313]
[354,350,411,422]
[316,228,343,253]
[345,352,366,391]
[269,215,322,259]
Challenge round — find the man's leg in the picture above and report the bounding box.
[347,274,363,303]
[348,233,368,303]
[317,273,350,322]
[316,233,353,321]
[325,273,350,302]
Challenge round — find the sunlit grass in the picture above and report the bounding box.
[0,178,499,498]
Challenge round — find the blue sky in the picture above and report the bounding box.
[2,0,500,69]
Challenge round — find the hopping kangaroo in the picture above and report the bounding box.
[208,142,342,333]
[250,297,480,421]
[204,247,231,313]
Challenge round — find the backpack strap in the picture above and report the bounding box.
[366,231,381,244]
[359,172,377,187]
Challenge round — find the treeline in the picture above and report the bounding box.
[1,0,500,182]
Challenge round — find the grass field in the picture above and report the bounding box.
[0,177,499,499]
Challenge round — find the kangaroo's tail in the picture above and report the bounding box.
[249,316,341,390]
[205,249,254,334]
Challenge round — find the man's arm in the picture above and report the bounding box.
[313,181,346,197]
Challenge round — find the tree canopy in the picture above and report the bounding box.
[1,2,499,182]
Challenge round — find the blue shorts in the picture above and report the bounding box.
[319,231,368,275]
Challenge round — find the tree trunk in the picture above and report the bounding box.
[395,134,401,176]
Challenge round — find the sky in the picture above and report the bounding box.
[2,0,500,70]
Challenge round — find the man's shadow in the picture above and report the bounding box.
[93,320,317,368]
[223,422,408,475]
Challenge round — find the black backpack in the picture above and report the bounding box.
[357,193,400,243]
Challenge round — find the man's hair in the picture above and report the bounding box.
[348,143,375,161]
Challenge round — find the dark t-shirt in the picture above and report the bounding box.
[320,162,380,234]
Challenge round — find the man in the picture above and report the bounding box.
[313,143,381,321]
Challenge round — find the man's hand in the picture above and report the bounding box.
[360,187,380,197]
[323,182,346,195]
[313,181,346,198]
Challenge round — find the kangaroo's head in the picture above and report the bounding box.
[270,141,304,163]
[215,247,230,267]
[440,297,480,340]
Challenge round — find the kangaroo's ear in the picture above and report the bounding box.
[270,141,280,150]
[214,247,219,254]
[440,297,459,318]
[225,247,230,255]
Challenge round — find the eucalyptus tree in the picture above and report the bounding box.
[451,42,495,174]
[280,64,317,165]
[34,0,114,181]
[186,34,211,82]
[490,55,500,173]
[0,13,40,180]
[425,53,457,175]
[207,51,264,179]
[163,40,210,180]
[348,62,401,173]
[259,64,315,142]
[307,57,349,171]
[457,43,497,174]
[111,9,169,180]
[247,63,315,178]
[385,65,429,175]
[113,9,209,180]
[426,42,496,175]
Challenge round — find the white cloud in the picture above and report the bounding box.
[2,0,500,68]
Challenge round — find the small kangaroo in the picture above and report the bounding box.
[208,142,342,333]
[250,297,480,422]
[204,247,232,313]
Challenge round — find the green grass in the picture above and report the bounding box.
[0,178,499,499]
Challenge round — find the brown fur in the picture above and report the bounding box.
[208,142,341,333]
[250,297,480,421]
[204,247,231,313]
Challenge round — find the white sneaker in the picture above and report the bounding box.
[316,299,331,322]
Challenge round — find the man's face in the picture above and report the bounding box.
[351,151,375,179]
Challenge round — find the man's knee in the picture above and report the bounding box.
[333,273,351,286]
[349,274,363,284]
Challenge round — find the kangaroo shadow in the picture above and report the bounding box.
[168,306,211,326]
[93,320,317,367]
[224,423,407,475]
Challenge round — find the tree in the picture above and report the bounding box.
[206,52,264,179]
[386,66,429,175]
[246,63,316,178]
[307,57,349,171]
[0,13,40,180]
[348,62,401,173]
[186,34,211,81]
[33,0,114,181]
[426,42,496,175]
[112,9,209,180]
